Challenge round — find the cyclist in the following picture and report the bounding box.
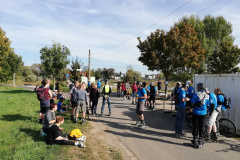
[175,83,190,137]
[215,88,226,117]
[101,80,112,116]
[146,83,151,108]
[148,82,158,110]
[190,83,209,148]
[97,79,101,92]
[157,80,162,92]
[205,88,219,142]
[131,81,138,105]
[117,81,121,97]
[136,82,147,129]
[126,81,131,100]
[185,80,195,107]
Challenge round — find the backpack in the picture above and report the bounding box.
[175,89,182,105]
[37,88,45,101]
[224,95,232,108]
[150,86,156,95]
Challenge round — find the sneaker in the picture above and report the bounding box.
[75,118,78,123]
[75,136,87,142]
[75,141,86,148]
[82,119,86,125]
[136,121,141,126]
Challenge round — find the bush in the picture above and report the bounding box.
[24,74,38,82]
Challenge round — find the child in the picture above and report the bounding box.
[57,98,69,113]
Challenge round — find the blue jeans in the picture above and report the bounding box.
[101,97,111,113]
[175,106,186,133]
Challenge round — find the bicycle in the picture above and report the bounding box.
[187,112,237,138]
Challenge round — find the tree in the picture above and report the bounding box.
[0,27,12,70]
[101,68,110,79]
[0,51,24,82]
[124,65,142,82]
[69,56,83,81]
[30,63,44,76]
[40,41,70,89]
[137,22,205,81]
[208,41,240,74]
[108,68,115,78]
[175,15,234,73]
[22,66,33,77]
[93,68,102,80]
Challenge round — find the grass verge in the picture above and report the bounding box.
[0,85,122,160]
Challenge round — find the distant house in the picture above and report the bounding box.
[114,75,121,80]
[145,74,156,80]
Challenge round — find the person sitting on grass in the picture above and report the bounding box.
[42,103,58,136]
[57,97,69,113]
[47,116,86,148]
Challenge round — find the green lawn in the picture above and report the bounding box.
[0,85,123,160]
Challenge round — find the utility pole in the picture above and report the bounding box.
[88,50,91,81]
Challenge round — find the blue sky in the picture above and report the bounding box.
[1,0,240,74]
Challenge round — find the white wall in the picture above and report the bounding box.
[193,74,240,132]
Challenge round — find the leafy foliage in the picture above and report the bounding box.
[0,27,12,69]
[137,22,205,80]
[124,65,142,82]
[40,41,70,78]
[69,56,83,81]
[208,41,240,74]
[0,51,24,82]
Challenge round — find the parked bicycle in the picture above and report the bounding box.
[187,111,237,138]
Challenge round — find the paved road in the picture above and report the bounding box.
[94,93,240,160]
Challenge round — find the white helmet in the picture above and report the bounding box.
[186,80,191,85]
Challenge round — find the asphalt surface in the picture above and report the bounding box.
[14,85,240,160]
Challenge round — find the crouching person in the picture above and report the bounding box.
[41,103,57,137]
[47,116,86,148]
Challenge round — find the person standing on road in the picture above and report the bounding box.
[90,83,100,115]
[136,82,147,129]
[205,88,219,142]
[69,81,79,121]
[74,83,88,124]
[149,82,158,110]
[121,82,126,100]
[117,81,121,97]
[190,83,209,147]
[101,80,112,116]
[157,80,162,92]
[97,79,101,92]
[174,83,190,137]
[126,81,131,100]
[131,81,138,105]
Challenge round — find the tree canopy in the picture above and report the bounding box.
[137,22,205,80]
[40,41,70,78]
[70,56,83,81]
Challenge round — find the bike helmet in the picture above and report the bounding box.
[176,82,181,87]
[137,81,142,86]
[186,80,191,85]
[150,82,154,85]
[182,83,189,89]
[197,83,206,90]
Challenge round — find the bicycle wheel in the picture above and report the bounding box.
[219,118,237,137]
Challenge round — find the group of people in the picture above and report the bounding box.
[174,80,227,148]
[116,80,162,110]
[37,79,86,148]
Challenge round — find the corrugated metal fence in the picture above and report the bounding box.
[193,74,240,132]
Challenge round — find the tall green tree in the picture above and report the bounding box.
[175,15,235,73]
[137,22,205,81]
[208,41,240,74]
[30,63,44,76]
[101,68,110,79]
[40,41,70,89]
[0,27,12,70]
[0,51,24,82]
[69,56,83,81]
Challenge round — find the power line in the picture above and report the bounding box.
[93,0,193,58]
[197,0,222,13]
